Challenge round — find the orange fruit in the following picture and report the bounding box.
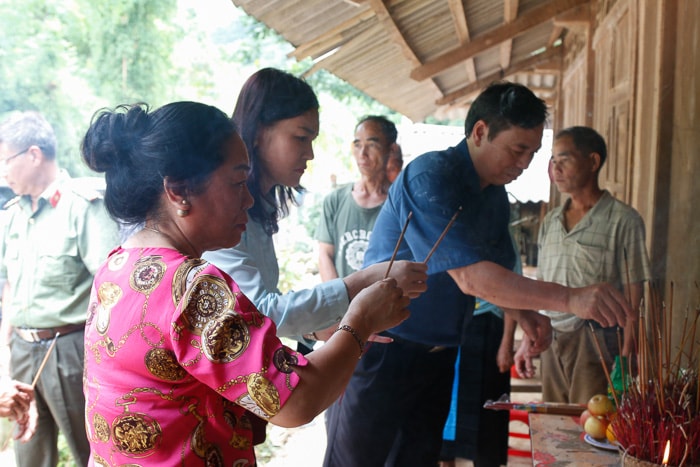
[605,423,616,443]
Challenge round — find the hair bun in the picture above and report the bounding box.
[82,104,150,173]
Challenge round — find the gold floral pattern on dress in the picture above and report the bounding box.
[191,421,208,457]
[112,411,162,458]
[96,281,123,334]
[129,256,166,295]
[236,373,280,419]
[104,336,117,358]
[221,409,253,450]
[86,301,98,327]
[230,432,250,450]
[144,348,187,381]
[85,247,303,465]
[272,347,299,374]
[92,412,110,442]
[172,258,207,307]
[180,275,233,336]
[98,281,123,308]
[201,311,250,363]
[204,445,224,466]
[91,453,109,467]
[235,292,266,328]
[107,250,129,271]
[238,412,252,432]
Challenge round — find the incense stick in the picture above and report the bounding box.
[423,206,462,264]
[588,323,619,407]
[31,332,60,388]
[384,212,412,279]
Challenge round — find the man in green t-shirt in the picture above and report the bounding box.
[316,115,398,280]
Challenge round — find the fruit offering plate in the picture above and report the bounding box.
[584,434,619,452]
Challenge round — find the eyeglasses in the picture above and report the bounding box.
[1,148,29,166]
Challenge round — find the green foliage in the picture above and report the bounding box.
[0,0,94,175]
[0,0,180,177]
[424,114,465,127]
[221,14,294,67]
[57,431,77,466]
[75,0,181,105]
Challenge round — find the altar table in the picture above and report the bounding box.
[529,413,620,466]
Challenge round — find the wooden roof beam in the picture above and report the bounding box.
[499,0,519,70]
[436,46,562,105]
[289,8,375,60]
[552,3,591,28]
[547,25,564,47]
[447,0,477,83]
[548,4,591,46]
[368,0,420,65]
[411,0,589,81]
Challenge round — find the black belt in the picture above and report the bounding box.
[14,323,85,343]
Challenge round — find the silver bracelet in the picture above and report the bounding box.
[334,324,365,359]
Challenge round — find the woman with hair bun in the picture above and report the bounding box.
[81,101,411,465]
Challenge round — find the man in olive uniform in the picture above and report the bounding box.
[0,111,120,467]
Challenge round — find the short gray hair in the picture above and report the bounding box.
[0,111,57,160]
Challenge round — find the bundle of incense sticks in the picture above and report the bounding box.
[594,282,699,466]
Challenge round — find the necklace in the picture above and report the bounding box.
[141,224,199,258]
[142,225,161,234]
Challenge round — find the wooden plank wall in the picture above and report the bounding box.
[557,0,698,356]
[665,0,700,358]
[592,0,636,204]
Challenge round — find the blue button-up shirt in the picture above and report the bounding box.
[364,139,515,346]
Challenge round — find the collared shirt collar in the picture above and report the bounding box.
[459,139,483,196]
[22,170,70,210]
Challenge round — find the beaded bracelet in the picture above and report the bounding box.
[334,324,365,359]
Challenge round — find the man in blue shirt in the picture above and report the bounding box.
[323,82,636,466]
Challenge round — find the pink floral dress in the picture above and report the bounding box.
[84,247,307,466]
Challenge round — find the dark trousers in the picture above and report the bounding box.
[324,336,457,467]
[11,330,90,467]
[440,313,510,467]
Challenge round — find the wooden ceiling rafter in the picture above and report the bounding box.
[436,45,562,105]
[410,0,589,82]
[547,4,591,48]
[234,0,572,120]
[341,0,369,6]
[547,25,564,46]
[499,0,519,70]
[368,0,419,65]
[552,3,592,28]
[447,0,477,83]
